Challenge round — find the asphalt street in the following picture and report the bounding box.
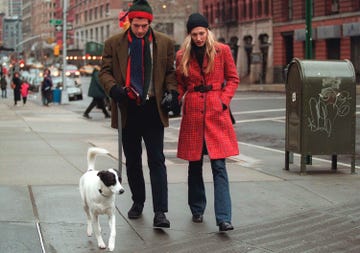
[1,86,360,253]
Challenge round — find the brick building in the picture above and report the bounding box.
[272,0,360,83]
[202,0,273,84]
[201,0,360,84]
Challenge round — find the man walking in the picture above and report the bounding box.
[99,0,179,228]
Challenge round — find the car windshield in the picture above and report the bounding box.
[53,77,76,87]
[65,65,78,71]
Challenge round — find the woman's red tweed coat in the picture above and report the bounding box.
[176,43,240,161]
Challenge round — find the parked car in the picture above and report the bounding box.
[49,66,60,77]
[79,64,98,76]
[52,76,83,101]
[63,64,80,78]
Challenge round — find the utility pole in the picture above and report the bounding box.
[305,0,313,59]
[62,0,68,86]
[305,0,313,165]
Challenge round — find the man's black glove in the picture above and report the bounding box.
[109,85,127,103]
[161,90,181,116]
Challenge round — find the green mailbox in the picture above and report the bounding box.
[285,58,356,174]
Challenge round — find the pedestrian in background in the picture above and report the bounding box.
[21,79,30,105]
[1,70,7,98]
[83,66,110,119]
[41,68,53,106]
[11,72,22,106]
[175,13,239,232]
[99,0,179,228]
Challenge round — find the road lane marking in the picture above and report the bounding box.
[236,116,285,123]
[239,141,360,170]
[233,96,285,100]
[232,108,285,115]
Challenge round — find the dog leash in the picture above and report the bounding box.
[117,104,123,178]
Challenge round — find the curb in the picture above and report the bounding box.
[239,84,360,94]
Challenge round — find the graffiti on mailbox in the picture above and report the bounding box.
[307,78,352,137]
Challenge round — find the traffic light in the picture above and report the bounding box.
[19,60,25,69]
[54,45,60,56]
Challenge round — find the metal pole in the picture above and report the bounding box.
[117,106,123,177]
[305,0,313,165]
[305,0,313,59]
[62,0,68,87]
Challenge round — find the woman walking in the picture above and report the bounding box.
[176,13,239,232]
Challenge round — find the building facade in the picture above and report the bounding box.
[3,16,22,50]
[200,0,360,84]
[202,0,273,84]
[8,0,22,17]
[148,0,199,47]
[272,0,360,83]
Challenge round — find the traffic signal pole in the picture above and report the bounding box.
[305,0,313,59]
[304,0,313,165]
[62,0,68,87]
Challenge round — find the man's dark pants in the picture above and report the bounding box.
[122,98,168,213]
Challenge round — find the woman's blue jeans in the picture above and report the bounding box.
[188,157,232,225]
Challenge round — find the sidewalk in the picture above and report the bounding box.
[1,96,360,253]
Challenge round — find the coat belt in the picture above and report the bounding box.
[188,83,222,93]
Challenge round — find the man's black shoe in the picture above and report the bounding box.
[83,113,92,119]
[127,203,143,219]
[153,212,170,228]
[218,222,234,232]
[192,214,203,223]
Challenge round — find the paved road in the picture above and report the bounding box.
[1,89,360,253]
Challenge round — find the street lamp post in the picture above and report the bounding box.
[62,0,68,86]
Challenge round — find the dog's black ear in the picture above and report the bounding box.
[97,170,116,186]
[110,168,122,183]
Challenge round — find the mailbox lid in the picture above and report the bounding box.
[300,59,356,85]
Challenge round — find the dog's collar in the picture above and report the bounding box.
[98,189,111,197]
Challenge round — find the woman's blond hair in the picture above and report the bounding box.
[178,29,218,77]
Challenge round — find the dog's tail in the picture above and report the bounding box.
[87,147,109,171]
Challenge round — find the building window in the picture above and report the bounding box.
[221,1,226,23]
[101,26,104,42]
[106,4,109,16]
[234,1,238,20]
[106,24,110,38]
[327,0,339,14]
[257,0,262,17]
[100,5,103,18]
[353,1,360,10]
[264,0,270,16]
[227,0,232,21]
[249,1,253,19]
[288,0,293,20]
[243,1,247,19]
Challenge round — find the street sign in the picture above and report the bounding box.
[55,25,62,31]
[54,24,73,31]
[50,19,62,26]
